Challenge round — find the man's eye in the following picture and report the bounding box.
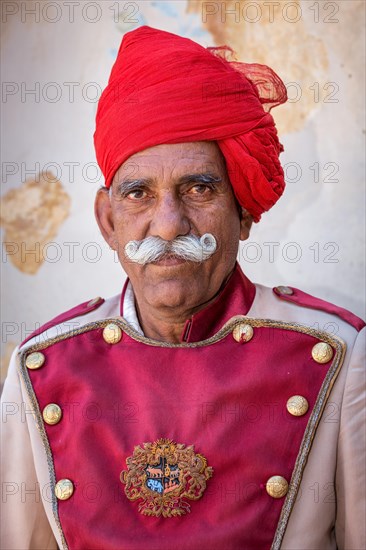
[126,189,147,200]
[188,184,211,195]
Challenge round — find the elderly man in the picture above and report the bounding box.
[1,26,365,550]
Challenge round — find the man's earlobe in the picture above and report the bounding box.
[239,209,253,241]
[94,187,117,249]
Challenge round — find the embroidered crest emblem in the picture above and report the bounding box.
[120,438,213,517]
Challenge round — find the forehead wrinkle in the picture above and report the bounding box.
[115,147,228,191]
[125,152,223,175]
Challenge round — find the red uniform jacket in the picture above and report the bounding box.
[15,265,365,550]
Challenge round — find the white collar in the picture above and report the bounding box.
[123,281,144,335]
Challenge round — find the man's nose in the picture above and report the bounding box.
[150,193,190,241]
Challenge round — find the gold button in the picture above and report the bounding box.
[103,323,122,344]
[43,404,62,425]
[87,297,102,308]
[266,476,289,498]
[232,323,254,343]
[275,286,294,296]
[25,352,45,370]
[286,396,309,417]
[55,479,74,500]
[312,342,334,364]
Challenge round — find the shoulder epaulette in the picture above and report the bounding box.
[21,296,105,347]
[273,286,365,332]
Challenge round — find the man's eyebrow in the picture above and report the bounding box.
[115,179,153,195]
[114,173,222,195]
[178,173,222,185]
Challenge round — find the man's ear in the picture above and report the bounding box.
[94,187,117,250]
[239,209,253,241]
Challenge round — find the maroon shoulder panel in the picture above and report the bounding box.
[20,297,105,347]
[273,286,365,332]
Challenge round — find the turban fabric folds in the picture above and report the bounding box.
[94,26,287,221]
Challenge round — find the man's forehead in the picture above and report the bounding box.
[114,142,226,180]
[124,142,222,160]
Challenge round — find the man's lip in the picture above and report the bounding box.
[151,255,186,267]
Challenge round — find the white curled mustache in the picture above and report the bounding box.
[124,234,217,265]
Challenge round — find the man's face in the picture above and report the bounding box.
[95,142,251,315]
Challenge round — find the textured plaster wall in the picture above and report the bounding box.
[1,0,365,379]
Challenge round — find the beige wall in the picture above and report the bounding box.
[1,0,365,379]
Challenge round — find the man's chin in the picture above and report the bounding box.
[142,278,200,309]
[125,260,212,310]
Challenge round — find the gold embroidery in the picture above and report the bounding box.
[120,438,213,517]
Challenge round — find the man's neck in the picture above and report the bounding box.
[121,264,256,344]
[135,304,188,343]
[134,295,218,343]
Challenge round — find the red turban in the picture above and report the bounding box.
[94,26,287,222]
